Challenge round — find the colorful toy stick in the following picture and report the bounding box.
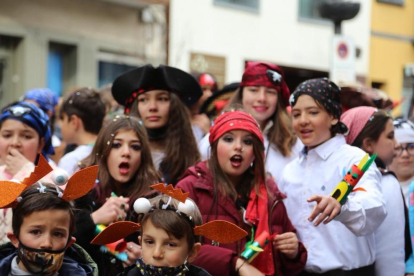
[241,231,274,262]
[94,223,129,262]
[93,192,129,261]
[330,153,376,205]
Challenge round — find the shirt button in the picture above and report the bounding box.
[197,173,201,176]
[303,190,306,195]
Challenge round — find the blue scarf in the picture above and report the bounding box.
[0,102,54,158]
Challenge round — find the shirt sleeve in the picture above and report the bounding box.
[334,160,387,236]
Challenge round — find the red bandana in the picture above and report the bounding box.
[240,62,290,106]
[209,111,264,145]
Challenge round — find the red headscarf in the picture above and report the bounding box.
[240,61,290,106]
[209,110,264,145]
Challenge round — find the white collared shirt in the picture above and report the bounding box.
[375,174,405,276]
[198,121,302,185]
[278,135,386,273]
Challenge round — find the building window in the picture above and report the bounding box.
[47,42,77,96]
[377,0,404,6]
[298,0,329,22]
[214,0,259,13]
[97,51,142,88]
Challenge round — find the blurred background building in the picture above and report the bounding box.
[0,0,413,116]
[0,0,167,105]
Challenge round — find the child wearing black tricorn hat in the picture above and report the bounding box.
[111,64,202,186]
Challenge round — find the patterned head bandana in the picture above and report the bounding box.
[0,102,54,157]
[289,78,348,134]
[393,118,414,144]
[240,62,290,106]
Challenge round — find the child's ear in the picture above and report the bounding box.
[70,114,81,130]
[37,137,45,154]
[7,232,19,248]
[138,236,142,245]
[66,236,76,249]
[331,117,339,126]
[187,242,201,263]
[362,137,374,153]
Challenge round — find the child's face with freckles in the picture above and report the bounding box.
[139,219,200,267]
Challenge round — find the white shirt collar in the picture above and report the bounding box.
[299,135,346,161]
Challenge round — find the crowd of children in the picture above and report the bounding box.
[0,61,411,276]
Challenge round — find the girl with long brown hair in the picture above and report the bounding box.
[199,62,302,185]
[75,115,161,276]
[177,110,307,276]
[111,64,202,185]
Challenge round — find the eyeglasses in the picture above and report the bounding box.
[395,143,414,156]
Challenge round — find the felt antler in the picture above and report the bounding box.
[62,165,98,201]
[91,221,140,245]
[151,183,189,203]
[0,181,27,208]
[194,220,248,244]
[21,155,53,187]
[0,155,53,208]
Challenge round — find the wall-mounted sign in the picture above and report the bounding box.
[330,35,356,84]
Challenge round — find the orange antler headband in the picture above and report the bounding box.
[91,183,248,246]
[0,155,98,208]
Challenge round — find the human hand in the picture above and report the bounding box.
[91,196,129,225]
[192,114,211,135]
[5,148,31,176]
[307,195,341,226]
[235,258,265,276]
[273,232,299,259]
[123,242,142,266]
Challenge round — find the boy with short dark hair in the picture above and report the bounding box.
[58,88,106,176]
[0,183,97,275]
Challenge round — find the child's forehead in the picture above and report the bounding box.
[293,95,322,109]
[22,209,71,227]
[0,119,38,132]
[142,219,187,242]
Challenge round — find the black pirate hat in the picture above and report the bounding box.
[112,64,202,113]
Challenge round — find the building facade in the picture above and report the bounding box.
[168,0,372,91]
[368,0,414,117]
[0,0,168,105]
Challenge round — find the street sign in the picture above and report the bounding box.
[330,35,356,83]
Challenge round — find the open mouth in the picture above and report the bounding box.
[300,129,313,137]
[230,155,243,168]
[119,162,130,174]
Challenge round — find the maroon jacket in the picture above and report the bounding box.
[176,161,307,276]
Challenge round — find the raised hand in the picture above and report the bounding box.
[91,196,130,225]
[307,195,341,226]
